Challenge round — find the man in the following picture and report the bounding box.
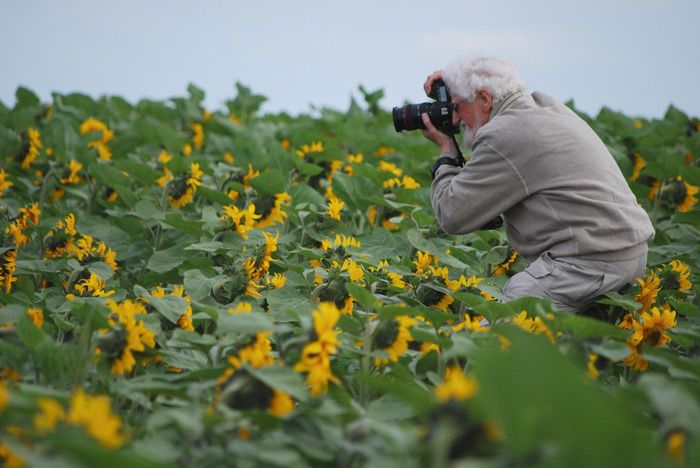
[421,56,654,313]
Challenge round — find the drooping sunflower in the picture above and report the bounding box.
[327,197,344,221]
[80,117,114,160]
[220,203,261,239]
[33,389,127,449]
[0,168,13,197]
[372,315,418,366]
[44,213,78,258]
[623,343,648,372]
[243,231,279,282]
[511,311,556,343]
[293,302,341,396]
[58,159,83,185]
[434,365,479,402]
[66,272,115,299]
[0,250,18,293]
[99,299,156,376]
[630,153,646,182]
[18,128,43,169]
[5,202,40,247]
[74,235,118,271]
[492,249,518,276]
[228,331,275,369]
[634,270,661,312]
[190,122,205,149]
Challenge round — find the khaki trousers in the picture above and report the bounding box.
[502,250,648,313]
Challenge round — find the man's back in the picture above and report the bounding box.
[461,92,654,262]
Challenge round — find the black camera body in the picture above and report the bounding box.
[392,79,459,135]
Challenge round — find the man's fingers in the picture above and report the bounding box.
[423,70,444,95]
[421,113,434,130]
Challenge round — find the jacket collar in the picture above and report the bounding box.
[489,91,524,120]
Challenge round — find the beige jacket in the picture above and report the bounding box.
[431,91,654,262]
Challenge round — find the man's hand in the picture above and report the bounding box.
[423,70,444,97]
[421,114,458,157]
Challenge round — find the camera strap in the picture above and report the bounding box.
[450,134,466,166]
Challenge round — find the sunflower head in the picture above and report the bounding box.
[317,278,350,311]
[212,270,250,304]
[372,318,400,350]
[220,369,274,412]
[96,327,128,360]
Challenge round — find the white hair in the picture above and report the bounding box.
[443,55,527,103]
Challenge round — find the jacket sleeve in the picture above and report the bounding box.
[430,137,529,235]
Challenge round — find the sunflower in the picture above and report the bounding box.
[170,285,194,332]
[373,146,396,157]
[190,122,204,149]
[586,353,599,380]
[33,389,126,448]
[74,235,118,271]
[0,250,17,293]
[254,192,291,228]
[243,231,279,282]
[511,311,556,343]
[295,140,324,159]
[228,332,275,369]
[5,202,40,247]
[434,365,479,402]
[676,180,699,212]
[634,270,661,312]
[66,272,114,299]
[268,388,295,417]
[66,389,126,448]
[646,179,661,201]
[99,300,155,376]
[492,249,518,276]
[220,203,261,239]
[378,161,403,177]
[293,302,341,396]
[339,257,364,282]
[43,213,78,258]
[0,169,13,197]
[413,250,436,275]
[665,259,692,292]
[27,307,44,328]
[58,159,83,185]
[629,304,676,348]
[19,128,43,169]
[80,118,114,160]
[630,153,646,182]
[452,315,488,333]
[623,343,648,372]
[321,233,361,250]
[327,197,344,221]
[372,315,417,366]
[166,162,203,208]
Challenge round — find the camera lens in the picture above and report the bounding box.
[392,102,433,132]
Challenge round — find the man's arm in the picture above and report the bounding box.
[430,137,528,234]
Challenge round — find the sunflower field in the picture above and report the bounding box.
[0,83,699,467]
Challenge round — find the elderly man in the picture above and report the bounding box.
[421,56,654,313]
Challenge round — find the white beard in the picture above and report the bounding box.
[460,119,481,149]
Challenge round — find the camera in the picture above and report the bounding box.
[392,79,459,134]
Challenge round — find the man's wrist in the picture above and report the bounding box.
[430,156,462,179]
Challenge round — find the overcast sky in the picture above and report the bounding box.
[1,0,699,118]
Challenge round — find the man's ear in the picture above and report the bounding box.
[477,90,493,113]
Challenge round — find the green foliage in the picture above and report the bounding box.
[0,83,698,467]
